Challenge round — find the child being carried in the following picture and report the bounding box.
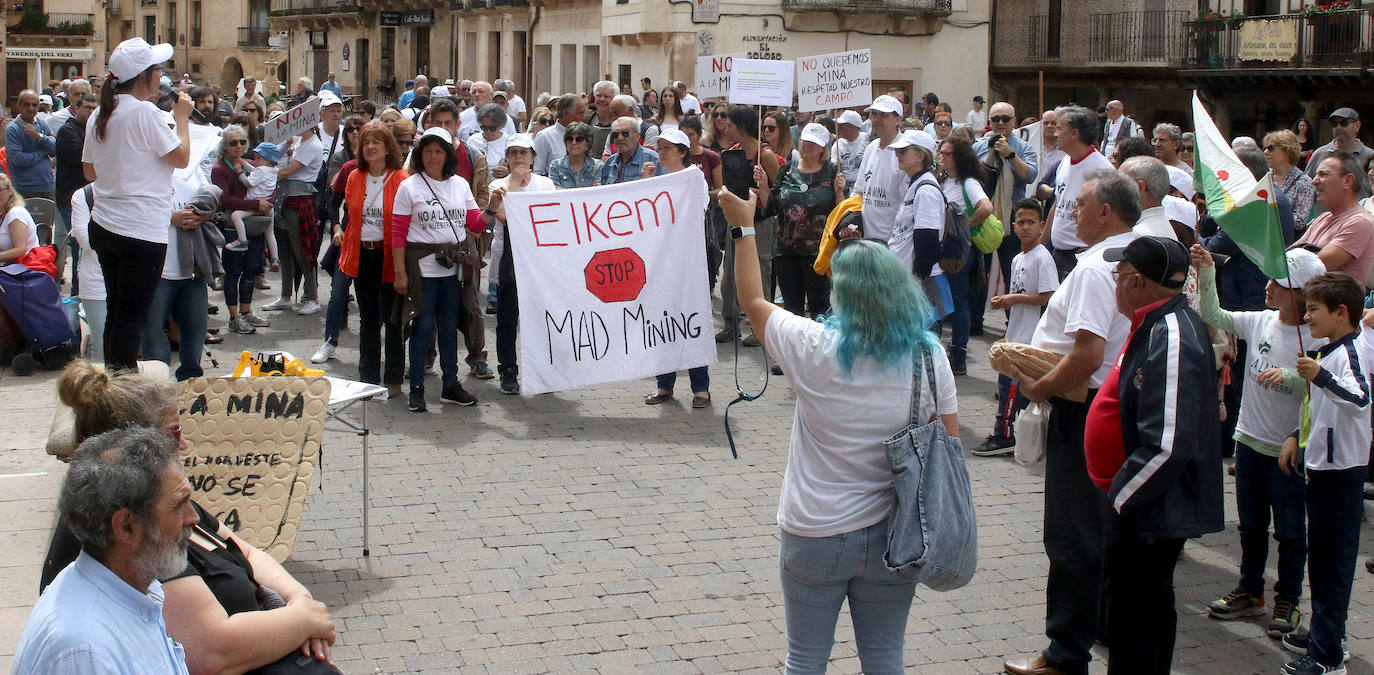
[226,141,281,254]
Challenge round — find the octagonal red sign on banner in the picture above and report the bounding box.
[584,248,646,303]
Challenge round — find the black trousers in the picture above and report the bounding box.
[1042,393,1104,675]
[496,227,519,376]
[1306,465,1368,667]
[352,247,403,386]
[773,251,829,318]
[89,222,166,371]
[1104,510,1185,675]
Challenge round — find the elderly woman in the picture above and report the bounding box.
[339,123,409,396]
[261,125,324,316]
[211,126,273,334]
[1264,129,1315,232]
[391,127,483,411]
[938,137,993,375]
[724,184,959,673]
[548,121,600,189]
[41,360,341,674]
[771,123,838,322]
[467,104,512,179]
[0,173,39,264]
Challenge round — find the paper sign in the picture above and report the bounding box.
[176,122,227,189]
[178,377,330,562]
[262,96,321,144]
[502,170,716,395]
[696,53,745,99]
[795,49,872,113]
[728,58,795,107]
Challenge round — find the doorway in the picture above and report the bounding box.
[7,62,28,107]
[357,39,370,100]
[413,27,431,77]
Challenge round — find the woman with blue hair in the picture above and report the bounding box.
[720,186,960,673]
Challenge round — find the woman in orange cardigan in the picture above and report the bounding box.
[339,123,409,396]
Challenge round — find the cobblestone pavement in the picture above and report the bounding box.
[3,279,1373,674]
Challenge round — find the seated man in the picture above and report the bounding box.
[13,426,197,674]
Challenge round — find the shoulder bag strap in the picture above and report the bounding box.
[908,344,927,426]
[418,173,466,244]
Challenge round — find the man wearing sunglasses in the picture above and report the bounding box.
[599,117,664,185]
[1098,100,1142,161]
[1304,107,1374,208]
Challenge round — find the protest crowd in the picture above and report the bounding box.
[9,34,1374,675]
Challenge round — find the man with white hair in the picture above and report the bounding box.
[1099,99,1142,159]
[674,80,702,116]
[295,77,314,100]
[459,80,497,140]
[399,74,428,109]
[589,80,619,157]
[496,79,528,129]
[47,79,90,128]
[320,72,341,98]
[601,95,658,156]
[1152,123,1188,171]
[600,117,663,185]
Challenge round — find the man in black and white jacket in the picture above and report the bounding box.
[1099,99,1143,160]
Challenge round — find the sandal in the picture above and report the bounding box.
[644,391,673,405]
[691,394,711,408]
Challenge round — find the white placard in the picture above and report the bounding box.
[795,49,872,113]
[502,170,716,395]
[262,96,321,144]
[727,58,795,107]
[695,53,745,99]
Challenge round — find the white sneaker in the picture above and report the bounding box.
[296,300,322,315]
[260,297,293,311]
[310,342,336,364]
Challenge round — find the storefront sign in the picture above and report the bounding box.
[741,33,786,61]
[1237,18,1297,61]
[380,10,435,26]
[5,47,94,60]
[796,49,872,112]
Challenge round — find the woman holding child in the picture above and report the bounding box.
[211,126,274,334]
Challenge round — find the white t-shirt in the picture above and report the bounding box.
[1006,245,1059,343]
[1031,230,1138,388]
[1,206,39,257]
[853,139,906,241]
[890,174,947,277]
[507,95,527,119]
[360,172,389,241]
[459,106,517,141]
[765,310,958,538]
[392,174,478,278]
[162,180,196,281]
[284,134,324,183]
[680,93,702,116]
[489,174,555,265]
[1231,311,1325,450]
[68,189,105,302]
[966,109,986,130]
[82,94,182,243]
[942,175,987,217]
[832,134,870,187]
[243,165,278,200]
[468,133,510,169]
[1049,150,1114,250]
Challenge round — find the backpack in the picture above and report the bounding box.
[913,175,969,274]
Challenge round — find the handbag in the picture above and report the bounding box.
[418,173,476,273]
[963,185,1004,254]
[1014,401,1049,465]
[882,344,978,590]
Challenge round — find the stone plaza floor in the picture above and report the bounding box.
[2,283,1373,674]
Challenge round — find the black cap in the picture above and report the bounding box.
[1103,236,1189,289]
[973,95,984,103]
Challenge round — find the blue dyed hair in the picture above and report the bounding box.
[821,239,941,375]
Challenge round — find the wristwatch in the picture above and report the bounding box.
[730,226,756,240]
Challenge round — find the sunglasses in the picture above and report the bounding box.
[538,118,553,125]
[713,112,727,118]
[990,115,1014,124]
[346,126,362,132]
[762,125,779,131]
[1182,145,1194,151]
[1335,119,1355,127]
[226,139,248,146]
[480,124,501,132]
[611,130,634,139]
[566,135,587,143]
[1264,144,1277,152]
[934,120,952,127]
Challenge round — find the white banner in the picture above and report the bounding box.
[795,49,872,113]
[696,53,745,99]
[503,171,716,395]
[262,96,321,144]
[728,58,795,107]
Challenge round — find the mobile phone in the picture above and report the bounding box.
[720,148,755,200]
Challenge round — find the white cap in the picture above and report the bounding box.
[506,133,536,152]
[492,90,508,100]
[1166,165,1195,200]
[656,128,690,148]
[865,95,903,116]
[1162,195,1197,233]
[420,126,453,146]
[38,95,52,106]
[430,85,451,99]
[837,110,863,127]
[1274,248,1327,289]
[444,78,455,86]
[317,90,342,109]
[799,123,830,148]
[108,37,174,83]
[886,129,937,154]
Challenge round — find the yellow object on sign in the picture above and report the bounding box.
[1238,19,1298,62]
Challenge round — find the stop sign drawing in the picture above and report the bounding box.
[584,248,647,303]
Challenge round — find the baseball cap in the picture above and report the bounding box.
[886,129,937,154]
[973,95,985,103]
[799,123,830,148]
[492,90,508,101]
[506,133,535,152]
[252,141,281,163]
[405,79,415,87]
[1275,248,1327,289]
[430,85,451,99]
[837,110,863,127]
[1163,195,1197,233]
[865,95,903,116]
[1103,236,1190,289]
[1330,107,1360,121]
[1165,165,1195,200]
[38,95,52,106]
[420,126,454,147]
[317,90,342,109]
[656,128,690,149]
[108,37,174,83]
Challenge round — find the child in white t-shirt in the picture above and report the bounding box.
[974,198,1058,457]
[226,143,283,261]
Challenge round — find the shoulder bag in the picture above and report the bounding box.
[882,344,978,590]
[963,182,1004,254]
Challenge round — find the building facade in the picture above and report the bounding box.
[5,0,104,103]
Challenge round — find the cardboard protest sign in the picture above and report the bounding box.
[795,49,872,112]
[262,96,321,144]
[728,58,795,107]
[502,170,716,395]
[696,53,745,99]
[179,376,330,562]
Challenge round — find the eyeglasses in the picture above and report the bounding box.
[1110,267,1139,282]
[611,130,634,139]
[934,120,953,127]
[1182,145,1194,151]
[346,126,362,133]
[713,112,727,119]
[480,124,501,132]
[539,117,553,125]
[990,115,1014,124]
[566,136,587,143]
[226,139,248,146]
[1264,144,1277,152]
[762,125,778,131]
[1335,119,1355,127]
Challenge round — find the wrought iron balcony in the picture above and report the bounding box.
[447,0,530,9]
[1183,9,1374,70]
[269,0,359,16]
[10,11,96,35]
[238,27,271,47]
[781,0,951,17]
[1004,10,1188,67]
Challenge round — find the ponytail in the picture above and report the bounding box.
[94,66,157,142]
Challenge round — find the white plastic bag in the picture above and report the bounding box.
[1014,401,1048,465]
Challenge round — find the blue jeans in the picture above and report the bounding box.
[1234,442,1307,603]
[140,277,208,381]
[779,518,916,674]
[1306,464,1368,667]
[943,247,979,354]
[656,366,709,394]
[81,298,106,363]
[409,275,461,389]
[993,373,1027,438]
[322,265,353,346]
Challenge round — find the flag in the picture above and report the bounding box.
[1191,92,1289,280]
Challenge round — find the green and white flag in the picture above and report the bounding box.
[1191,91,1289,280]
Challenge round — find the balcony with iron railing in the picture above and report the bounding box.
[448,0,530,10]
[1015,10,1190,67]
[238,27,271,47]
[8,10,95,34]
[269,0,359,16]
[1182,9,1374,70]
[781,0,950,15]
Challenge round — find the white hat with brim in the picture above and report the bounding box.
[800,123,830,148]
[420,126,454,146]
[1166,165,1195,200]
[1274,248,1327,289]
[317,91,343,109]
[656,128,690,149]
[886,129,937,154]
[865,95,903,116]
[837,110,863,127]
[109,37,174,83]
[506,133,535,152]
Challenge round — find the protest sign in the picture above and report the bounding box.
[696,53,745,99]
[179,376,330,562]
[502,170,716,395]
[262,95,321,144]
[176,122,227,189]
[728,58,795,107]
[795,49,872,112]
